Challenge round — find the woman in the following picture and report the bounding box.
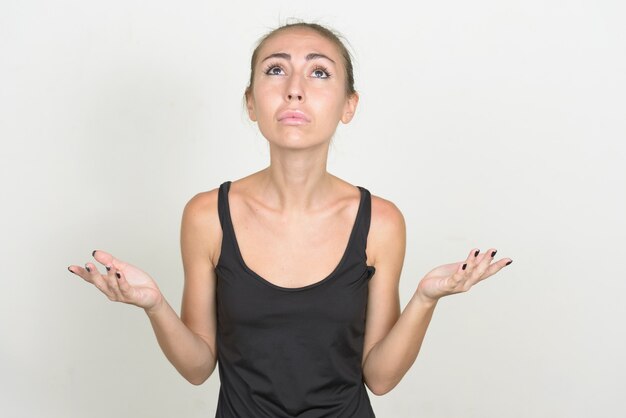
[68,21,512,417]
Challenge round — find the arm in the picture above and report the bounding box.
[70,189,223,385]
[361,195,512,395]
[144,296,216,385]
[361,197,424,396]
[362,289,438,396]
[145,190,220,385]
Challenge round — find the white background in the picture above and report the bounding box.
[1,0,624,417]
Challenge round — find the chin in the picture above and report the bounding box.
[263,134,329,149]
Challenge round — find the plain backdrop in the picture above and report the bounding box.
[1,0,624,417]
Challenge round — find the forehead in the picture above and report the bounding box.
[257,28,341,63]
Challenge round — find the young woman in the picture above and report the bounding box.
[68,21,512,418]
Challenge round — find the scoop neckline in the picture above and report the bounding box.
[222,180,365,292]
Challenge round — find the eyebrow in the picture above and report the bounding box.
[260,52,336,65]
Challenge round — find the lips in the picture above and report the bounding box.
[278,110,311,122]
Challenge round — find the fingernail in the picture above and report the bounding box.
[116,272,121,279]
[106,265,111,271]
[85,265,91,272]
[92,250,97,257]
[506,260,512,266]
[474,250,479,257]
[462,263,467,270]
[68,266,75,274]
[491,250,497,257]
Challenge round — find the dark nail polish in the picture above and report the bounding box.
[474,250,479,257]
[68,266,74,274]
[491,250,497,257]
[462,263,467,270]
[86,266,91,273]
[106,266,111,271]
[92,250,96,257]
[116,272,121,279]
[506,260,512,266]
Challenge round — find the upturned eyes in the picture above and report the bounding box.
[263,63,332,79]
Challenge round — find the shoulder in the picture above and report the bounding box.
[368,191,406,267]
[181,186,223,268]
[184,186,220,214]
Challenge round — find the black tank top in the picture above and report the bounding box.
[214,180,377,418]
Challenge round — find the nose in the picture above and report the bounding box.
[286,76,304,102]
[287,92,303,101]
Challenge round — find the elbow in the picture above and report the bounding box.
[186,370,212,386]
[365,378,397,396]
[188,377,207,386]
[184,362,217,386]
[369,385,390,397]
[365,381,387,397]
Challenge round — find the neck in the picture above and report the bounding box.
[257,153,335,213]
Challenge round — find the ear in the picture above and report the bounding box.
[340,91,359,124]
[246,91,257,122]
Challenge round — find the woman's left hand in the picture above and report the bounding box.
[416,248,512,303]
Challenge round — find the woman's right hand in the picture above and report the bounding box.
[68,250,164,313]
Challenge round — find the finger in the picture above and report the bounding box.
[473,248,495,264]
[68,265,95,284]
[463,247,480,271]
[476,257,513,284]
[83,261,116,299]
[451,248,479,287]
[92,250,126,300]
[92,249,128,272]
[445,262,468,292]
[103,264,123,301]
[472,248,497,279]
[114,269,135,303]
[461,248,492,289]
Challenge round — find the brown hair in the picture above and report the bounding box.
[243,19,357,106]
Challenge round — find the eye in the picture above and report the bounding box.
[263,62,332,79]
[265,64,284,76]
[311,65,332,79]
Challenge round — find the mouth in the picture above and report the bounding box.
[279,117,310,125]
[278,110,311,124]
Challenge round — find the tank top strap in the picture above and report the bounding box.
[217,180,231,235]
[216,180,240,268]
[351,185,374,266]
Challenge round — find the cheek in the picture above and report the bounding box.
[314,90,346,119]
[252,87,282,118]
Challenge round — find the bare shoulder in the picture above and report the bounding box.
[368,192,407,267]
[181,187,223,268]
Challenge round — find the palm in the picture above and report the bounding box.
[418,262,462,300]
[110,258,161,308]
[417,248,511,302]
[69,250,163,310]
